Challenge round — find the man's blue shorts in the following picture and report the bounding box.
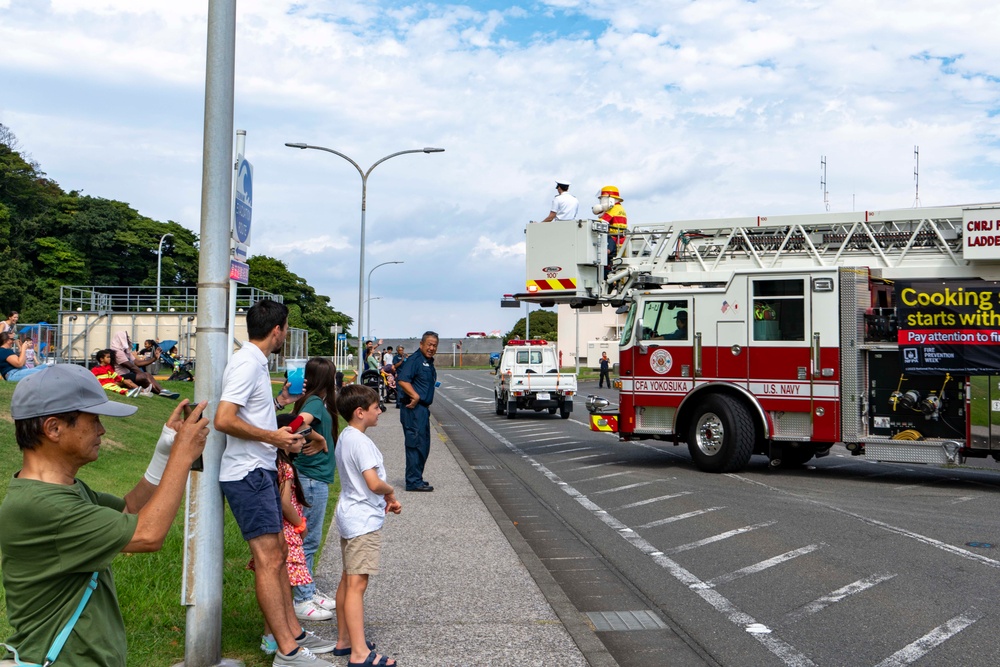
[220,467,282,541]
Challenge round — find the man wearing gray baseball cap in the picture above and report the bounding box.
[0,364,209,667]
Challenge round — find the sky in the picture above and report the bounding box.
[2,0,999,339]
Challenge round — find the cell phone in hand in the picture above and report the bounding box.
[184,402,204,471]
[296,427,313,438]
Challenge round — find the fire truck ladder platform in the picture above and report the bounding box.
[606,204,999,292]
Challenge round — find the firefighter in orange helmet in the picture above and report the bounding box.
[593,185,627,277]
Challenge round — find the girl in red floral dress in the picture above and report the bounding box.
[250,420,314,655]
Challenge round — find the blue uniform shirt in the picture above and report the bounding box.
[397,350,437,406]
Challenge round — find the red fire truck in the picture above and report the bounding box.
[522,204,1000,472]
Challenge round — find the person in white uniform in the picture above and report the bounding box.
[540,179,579,221]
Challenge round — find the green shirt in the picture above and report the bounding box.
[0,476,138,667]
[293,395,337,483]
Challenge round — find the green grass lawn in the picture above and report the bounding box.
[0,375,341,666]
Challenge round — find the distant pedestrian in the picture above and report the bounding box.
[0,310,19,335]
[540,179,579,222]
[396,331,438,492]
[599,352,611,388]
[0,332,44,382]
[333,384,400,667]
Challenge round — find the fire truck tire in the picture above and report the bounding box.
[507,399,517,419]
[495,392,505,416]
[687,394,755,473]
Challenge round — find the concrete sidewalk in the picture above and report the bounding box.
[311,407,603,666]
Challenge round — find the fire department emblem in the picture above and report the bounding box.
[650,349,673,375]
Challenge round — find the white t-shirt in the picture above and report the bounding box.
[551,192,580,220]
[382,351,394,366]
[218,344,278,482]
[335,425,387,539]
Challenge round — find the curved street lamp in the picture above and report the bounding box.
[367,261,404,342]
[156,232,173,338]
[285,143,444,377]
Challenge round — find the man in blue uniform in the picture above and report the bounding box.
[396,331,438,492]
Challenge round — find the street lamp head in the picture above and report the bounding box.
[285,142,308,149]
[423,147,445,153]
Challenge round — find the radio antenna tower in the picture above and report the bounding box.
[913,145,921,208]
[820,156,830,211]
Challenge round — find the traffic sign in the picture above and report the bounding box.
[337,333,347,341]
[234,243,249,262]
[233,156,253,245]
[230,259,249,285]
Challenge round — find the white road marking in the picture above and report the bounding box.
[702,544,824,588]
[662,521,776,555]
[539,446,594,455]
[574,471,632,483]
[591,481,658,495]
[873,608,982,667]
[637,508,724,529]
[558,453,607,463]
[616,491,691,510]
[567,460,628,471]
[522,441,582,450]
[784,573,896,624]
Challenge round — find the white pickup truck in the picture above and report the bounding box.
[492,339,577,419]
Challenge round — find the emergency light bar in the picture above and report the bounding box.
[506,339,548,346]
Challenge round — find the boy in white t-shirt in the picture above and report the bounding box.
[333,385,401,667]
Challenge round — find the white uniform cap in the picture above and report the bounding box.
[555,179,571,187]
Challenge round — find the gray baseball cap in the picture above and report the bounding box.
[11,364,139,420]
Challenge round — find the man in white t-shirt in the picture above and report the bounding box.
[540,179,580,222]
[215,299,337,667]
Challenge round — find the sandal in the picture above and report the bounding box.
[333,640,375,657]
[347,649,397,667]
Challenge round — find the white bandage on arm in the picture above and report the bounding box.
[144,424,177,485]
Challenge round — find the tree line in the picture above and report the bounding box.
[0,123,352,355]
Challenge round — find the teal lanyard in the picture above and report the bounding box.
[2,571,99,667]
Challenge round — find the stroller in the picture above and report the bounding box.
[158,340,194,382]
[360,369,388,409]
[380,364,398,406]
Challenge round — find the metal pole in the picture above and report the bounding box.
[366,260,403,349]
[156,232,173,339]
[284,144,444,379]
[574,307,580,374]
[525,302,530,340]
[182,1,237,664]
[365,296,383,342]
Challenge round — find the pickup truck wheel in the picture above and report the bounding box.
[495,391,504,416]
[560,402,572,419]
[686,394,754,473]
[506,399,517,419]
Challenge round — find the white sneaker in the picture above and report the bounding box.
[296,630,337,654]
[126,387,141,398]
[311,592,336,611]
[140,386,154,397]
[272,646,334,666]
[294,599,333,621]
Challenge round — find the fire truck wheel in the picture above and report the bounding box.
[495,392,505,416]
[507,399,517,419]
[687,394,755,473]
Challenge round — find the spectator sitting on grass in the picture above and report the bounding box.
[0,331,44,382]
[92,349,140,396]
[109,331,178,399]
[0,310,18,335]
[0,365,208,667]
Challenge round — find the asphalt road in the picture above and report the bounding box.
[429,369,1000,667]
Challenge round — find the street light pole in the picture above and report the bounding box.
[285,143,444,378]
[156,232,173,339]
[366,260,403,344]
[365,296,383,342]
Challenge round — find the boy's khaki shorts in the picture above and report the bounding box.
[340,530,382,575]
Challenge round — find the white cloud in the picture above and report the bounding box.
[2,0,999,337]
